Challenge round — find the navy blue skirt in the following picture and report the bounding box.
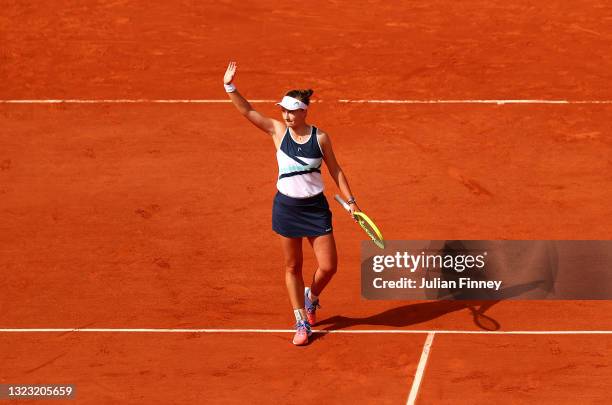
[272,191,333,238]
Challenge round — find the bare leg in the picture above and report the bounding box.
[279,235,307,319]
[307,233,338,297]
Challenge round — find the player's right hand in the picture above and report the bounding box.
[224,61,237,84]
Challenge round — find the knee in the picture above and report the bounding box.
[319,265,337,276]
[285,262,303,275]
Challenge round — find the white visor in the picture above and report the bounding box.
[276,96,308,111]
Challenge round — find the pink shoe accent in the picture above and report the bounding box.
[292,321,311,346]
[306,308,316,326]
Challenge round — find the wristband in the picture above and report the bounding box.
[347,197,356,205]
[224,83,236,93]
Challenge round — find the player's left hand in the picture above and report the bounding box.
[349,202,361,216]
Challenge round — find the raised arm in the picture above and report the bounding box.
[318,130,361,213]
[223,61,283,136]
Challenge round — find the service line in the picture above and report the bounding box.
[407,332,435,405]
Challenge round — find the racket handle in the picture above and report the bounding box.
[334,194,351,211]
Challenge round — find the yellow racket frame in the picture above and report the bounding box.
[334,195,385,249]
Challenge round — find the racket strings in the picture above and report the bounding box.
[356,216,384,248]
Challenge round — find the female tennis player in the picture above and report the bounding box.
[223,61,361,345]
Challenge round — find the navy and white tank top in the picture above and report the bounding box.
[276,126,324,198]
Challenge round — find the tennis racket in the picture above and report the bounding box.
[334,194,385,249]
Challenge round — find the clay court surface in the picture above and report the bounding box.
[2,1,612,404]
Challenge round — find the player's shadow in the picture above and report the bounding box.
[308,279,549,343]
[314,300,501,338]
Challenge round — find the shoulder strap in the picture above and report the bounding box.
[309,126,318,145]
[280,127,290,143]
[311,126,324,157]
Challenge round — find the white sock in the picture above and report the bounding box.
[309,290,319,303]
[294,309,305,322]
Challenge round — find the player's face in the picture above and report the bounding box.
[281,107,306,128]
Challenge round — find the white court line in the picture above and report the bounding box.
[1,99,612,104]
[1,328,612,334]
[0,99,276,104]
[340,99,612,105]
[407,332,435,405]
